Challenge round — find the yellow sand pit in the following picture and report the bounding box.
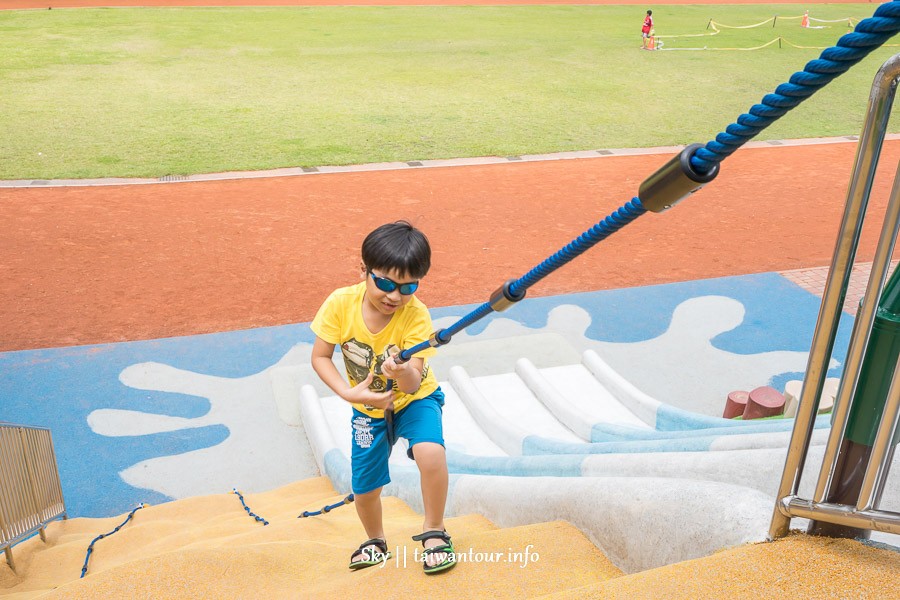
[0,477,621,599]
[1,477,897,599]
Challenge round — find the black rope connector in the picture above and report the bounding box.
[430,328,451,347]
[637,143,719,213]
[489,279,527,312]
[398,329,449,363]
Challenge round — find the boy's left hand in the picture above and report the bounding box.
[380,352,408,380]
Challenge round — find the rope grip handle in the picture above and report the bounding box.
[637,143,720,213]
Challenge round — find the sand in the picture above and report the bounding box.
[0,477,621,599]
[2,477,897,599]
[541,534,900,600]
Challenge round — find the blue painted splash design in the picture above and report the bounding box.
[0,272,853,517]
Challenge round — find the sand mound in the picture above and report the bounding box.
[0,477,621,599]
[541,532,900,600]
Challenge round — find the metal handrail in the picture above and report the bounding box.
[0,423,67,572]
[768,53,900,540]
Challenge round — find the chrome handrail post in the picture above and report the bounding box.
[769,52,900,540]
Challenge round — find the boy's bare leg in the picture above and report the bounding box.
[352,487,386,563]
[413,442,450,567]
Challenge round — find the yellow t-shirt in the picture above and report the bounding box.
[311,281,439,418]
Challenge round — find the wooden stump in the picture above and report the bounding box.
[783,378,839,418]
[723,390,749,419]
[819,378,839,414]
[743,386,785,420]
[783,380,802,418]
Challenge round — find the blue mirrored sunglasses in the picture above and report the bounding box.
[368,271,419,295]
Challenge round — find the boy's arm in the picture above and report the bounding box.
[310,336,395,410]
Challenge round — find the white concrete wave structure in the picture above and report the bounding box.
[273,332,900,574]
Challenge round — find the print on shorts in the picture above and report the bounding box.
[353,415,375,449]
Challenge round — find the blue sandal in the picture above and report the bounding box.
[412,530,456,574]
[348,538,391,570]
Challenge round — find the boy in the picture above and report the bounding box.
[310,220,455,575]
[642,10,653,49]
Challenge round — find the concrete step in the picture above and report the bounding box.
[280,337,900,573]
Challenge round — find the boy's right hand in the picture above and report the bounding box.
[340,373,395,411]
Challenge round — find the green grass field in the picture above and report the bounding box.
[0,4,896,179]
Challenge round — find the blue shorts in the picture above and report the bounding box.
[350,388,445,495]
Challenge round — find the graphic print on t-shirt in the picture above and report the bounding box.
[341,339,432,397]
[341,338,376,389]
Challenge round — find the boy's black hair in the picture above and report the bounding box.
[647,10,652,15]
[362,220,431,279]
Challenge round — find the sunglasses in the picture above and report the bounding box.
[368,270,419,295]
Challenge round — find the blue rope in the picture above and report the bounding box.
[432,301,496,343]
[690,2,900,174]
[298,494,355,518]
[398,2,900,363]
[507,199,647,298]
[400,198,646,359]
[80,504,146,578]
[232,489,269,525]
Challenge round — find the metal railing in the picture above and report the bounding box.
[769,53,900,541]
[0,423,67,572]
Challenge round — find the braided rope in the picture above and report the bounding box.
[691,1,900,173]
[298,494,355,518]
[508,198,647,297]
[400,198,646,358]
[80,504,146,578]
[435,301,496,343]
[232,489,269,525]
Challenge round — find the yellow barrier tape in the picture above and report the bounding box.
[660,37,782,52]
[658,36,900,52]
[656,23,720,39]
[653,13,863,43]
[777,37,898,50]
[809,17,857,24]
[776,37,830,50]
[711,17,778,29]
[657,15,836,39]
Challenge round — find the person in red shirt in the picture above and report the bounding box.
[641,10,654,49]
